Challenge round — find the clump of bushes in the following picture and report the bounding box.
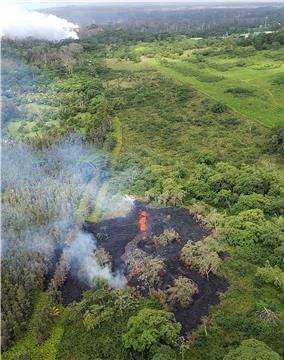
[187,162,280,212]
[225,87,255,96]
[95,246,112,267]
[167,277,199,308]
[256,264,284,291]
[221,209,283,249]
[223,339,282,360]
[190,203,223,231]
[267,126,284,161]
[151,345,177,360]
[208,62,235,72]
[126,249,165,288]
[272,74,284,86]
[211,102,227,113]
[32,305,55,345]
[122,308,181,353]
[196,73,224,83]
[83,304,114,331]
[152,229,180,247]
[181,237,221,279]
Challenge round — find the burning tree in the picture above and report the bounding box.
[167,277,199,308]
[152,229,181,247]
[181,237,221,279]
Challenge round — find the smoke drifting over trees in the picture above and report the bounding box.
[0,7,79,40]
[1,139,127,349]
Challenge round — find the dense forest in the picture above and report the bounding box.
[42,2,283,37]
[1,3,284,360]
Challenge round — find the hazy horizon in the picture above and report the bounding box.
[2,0,283,11]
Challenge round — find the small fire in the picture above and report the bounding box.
[138,209,149,239]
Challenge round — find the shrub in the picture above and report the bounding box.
[211,102,227,113]
[267,126,284,161]
[151,345,177,360]
[152,229,180,247]
[83,304,114,331]
[231,193,271,214]
[139,257,165,288]
[127,250,165,288]
[32,305,54,345]
[272,74,284,86]
[95,247,112,267]
[167,277,199,308]
[181,237,221,279]
[221,209,283,248]
[122,308,181,353]
[256,265,284,291]
[225,87,255,96]
[223,339,282,360]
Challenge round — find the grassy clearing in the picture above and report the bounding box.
[7,119,59,138]
[141,48,284,127]
[106,61,269,170]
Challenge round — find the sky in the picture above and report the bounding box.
[1,0,281,10]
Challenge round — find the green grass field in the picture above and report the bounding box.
[126,41,284,127]
[143,52,284,127]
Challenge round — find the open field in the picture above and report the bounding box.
[140,47,284,127]
[113,38,284,127]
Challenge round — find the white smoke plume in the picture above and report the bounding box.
[0,7,79,40]
[2,139,129,291]
[66,232,127,288]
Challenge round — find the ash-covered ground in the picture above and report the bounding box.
[61,200,228,334]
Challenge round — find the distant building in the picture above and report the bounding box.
[240,30,275,38]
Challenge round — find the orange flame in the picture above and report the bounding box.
[138,210,149,239]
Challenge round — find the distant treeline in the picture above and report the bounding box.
[41,3,283,37]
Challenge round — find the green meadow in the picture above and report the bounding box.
[129,39,284,127]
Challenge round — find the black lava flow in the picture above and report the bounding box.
[58,200,229,334]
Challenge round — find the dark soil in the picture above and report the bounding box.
[60,200,229,333]
[162,258,228,334]
[82,201,209,267]
[61,272,90,305]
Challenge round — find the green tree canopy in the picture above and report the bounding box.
[122,308,181,353]
[223,339,282,360]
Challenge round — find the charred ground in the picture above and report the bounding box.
[60,201,229,334]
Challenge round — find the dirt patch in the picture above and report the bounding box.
[61,272,89,305]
